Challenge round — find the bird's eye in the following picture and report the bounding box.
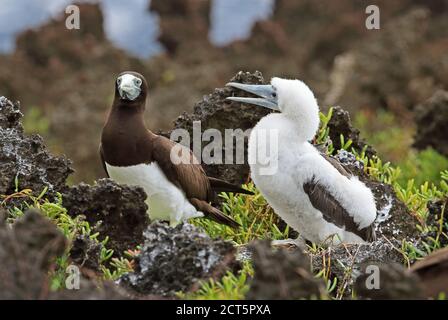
[135,78,142,86]
[117,78,121,85]
[271,86,277,98]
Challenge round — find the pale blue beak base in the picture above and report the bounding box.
[119,85,141,101]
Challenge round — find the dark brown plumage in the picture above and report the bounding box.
[303,154,376,242]
[100,71,250,228]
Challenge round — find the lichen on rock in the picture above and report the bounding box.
[120,222,236,297]
[0,97,73,198]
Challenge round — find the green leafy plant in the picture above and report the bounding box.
[1,186,134,286]
[179,261,253,300]
[192,183,290,245]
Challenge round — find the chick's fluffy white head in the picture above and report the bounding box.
[271,77,320,141]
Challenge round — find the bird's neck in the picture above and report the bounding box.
[290,114,319,142]
[259,113,319,143]
[101,105,155,166]
[106,106,149,136]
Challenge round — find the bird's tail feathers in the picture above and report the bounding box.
[189,198,240,229]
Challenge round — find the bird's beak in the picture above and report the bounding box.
[118,80,141,101]
[225,82,279,111]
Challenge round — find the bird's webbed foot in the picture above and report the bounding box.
[271,237,307,250]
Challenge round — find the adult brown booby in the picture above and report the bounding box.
[100,71,250,228]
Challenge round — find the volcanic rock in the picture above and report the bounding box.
[70,234,103,272]
[247,240,326,300]
[170,71,271,185]
[354,262,423,300]
[327,106,376,158]
[62,178,149,256]
[0,209,66,299]
[413,90,448,157]
[120,222,236,297]
[0,97,73,198]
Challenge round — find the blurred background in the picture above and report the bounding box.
[0,0,447,184]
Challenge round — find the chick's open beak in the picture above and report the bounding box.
[225,82,279,111]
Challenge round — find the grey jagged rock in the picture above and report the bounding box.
[0,97,73,199]
[120,222,236,297]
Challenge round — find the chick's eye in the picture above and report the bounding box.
[117,78,121,85]
[271,86,277,98]
[135,78,142,86]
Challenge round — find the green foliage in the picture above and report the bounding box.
[354,109,448,187]
[315,107,335,154]
[339,134,353,151]
[101,256,134,280]
[1,186,134,288]
[397,148,448,187]
[192,183,290,245]
[49,255,71,291]
[3,188,91,239]
[179,261,253,300]
[22,106,50,135]
[354,109,413,163]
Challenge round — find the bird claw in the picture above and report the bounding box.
[271,238,306,250]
